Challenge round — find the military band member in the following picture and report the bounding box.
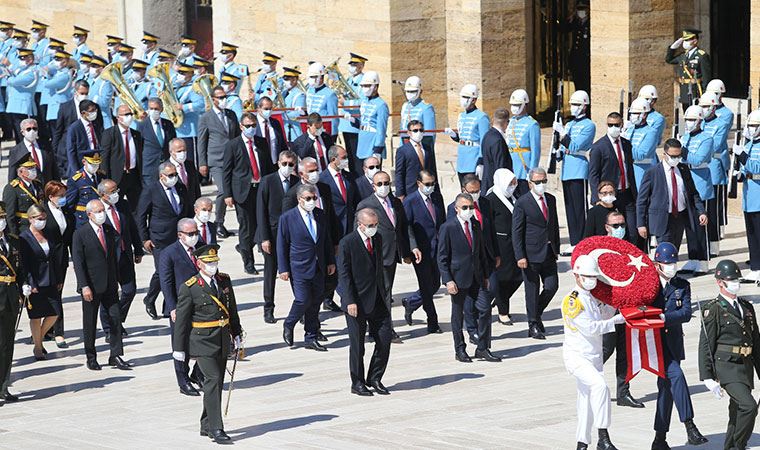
[343,70,388,174]
[734,110,760,282]
[3,157,43,236]
[0,202,24,405]
[338,53,366,167]
[114,43,135,78]
[281,66,306,142]
[216,42,250,99]
[30,20,50,62]
[71,25,92,63]
[174,62,205,162]
[637,85,666,146]
[252,51,282,103]
[625,98,659,189]
[76,54,92,83]
[445,84,490,183]
[43,49,74,136]
[105,34,123,62]
[140,32,160,68]
[173,244,242,443]
[31,23,51,144]
[0,21,16,141]
[89,56,114,129]
[306,62,338,139]
[66,150,103,228]
[219,72,242,121]
[126,59,151,113]
[506,89,540,195]
[193,57,212,77]
[177,35,199,66]
[699,260,760,450]
[666,28,711,111]
[399,76,436,154]
[6,47,39,143]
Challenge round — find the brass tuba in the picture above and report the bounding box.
[266,71,287,108]
[325,57,359,101]
[100,62,145,117]
[148,62,184,127]
[192,74,217,111]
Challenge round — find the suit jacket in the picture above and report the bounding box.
[356,193,411,266]
[337,230,386,315]
[394,141,438,198]
[136,180,192,247]
[223,136,275,204]
[0,235,22,315]
[158,240,198,313]
[254,171,299,244]
[105,200,143,283]
[100,125,144,185]
[290,132,334,165]
[480,127,512,195]
[446,197,499,263]
[282,180,342,246]
[636,163,705,236]
[8,141,58,184]
[196,221,217,245]
[485,192,521,281]
[173,160,201,202]
[512,192,560,264]
[19,229,60,289]
[403,190,445,261]
[652,276,692,361]
[437,217,487,290]
[53,100,103,162]
[197,108,239,168]
[71,222,119,295]
[136,118,176,181]
[66,120,103,177]
[42,202,75,273]
[588,136,637,203]
[354,174,374,201]
[276,206,334,279]
[254,117,288,164]
[319,167,358,237]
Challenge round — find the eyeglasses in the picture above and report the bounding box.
[599,191,615,196]
[301,196,317,201]
[182,231,199,237]
[375,181,390,186]
[215,95,228,100]
[280,162,295,167]
[421,181,435,187]
[121,112,133,117]
[24,126,38,131]
[242,124,255,129]
[606,223,626,229]
[409,128,423,133]
[531,179,548,184]
[366,165,380,170]
[607,123,621,128]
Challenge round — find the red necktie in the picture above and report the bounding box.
[264,120,271,145]
[671,167,679,216]
[539,196,548,220]
[178,163,187,185]
[336,172,347,202]
[188,247,197,265]
[315,138,326,170]
[109,208,121,233]
[97,226,106,252]
[425,197,435,221]
[201,223,208,243]
[383,197,395,226]
[366,237,373,255]
[88,122,98,148]
[414,142,425,168]
[30,142,40,169]
[124,130,131,170]
[463,221,473,248]
[247,139,260,182]
[473,201,482,224]
[615,139,626,190]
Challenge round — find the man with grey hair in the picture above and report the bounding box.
[168,138,201,202]
[101,104,144,211]
[193,197,217,245]
[8,117,58,184]
[137,97,177,187]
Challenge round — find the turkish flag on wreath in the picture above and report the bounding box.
[571,236,666,381]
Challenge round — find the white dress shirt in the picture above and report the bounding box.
[24,139,44,172]
[257,114,278,151]
[308,131,329,171]
[163,183,182,208]
[119,123,137,169]
[662,161,686,213]
[47,201,67,235]
[298,205,318,240]
[81,117,97,150]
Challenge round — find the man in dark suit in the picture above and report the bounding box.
[65,100,103,177]
[402,170,445,333]
[589,112,639,246]
[198,86,240,239]
[97,179,143,338]
[193,197,217,245]
[355,156,380,200]
[337,208,392,396]
[289,113,333,171]
[8,118,58,184]
[356,170,419,344]
[480,108,512,195]
[223,111,274,274]
[278,184,336,351]
[254,96,288,165]
[71,199,131,371]
[101,105,144,211]
[395,120,438,201]
[636,139,707,252]
[136,98,177,187]
[255,150,299,324]
[137,161,192,320]
[52,80,103,177]
[168,138,201,203]
[512,167,560,340]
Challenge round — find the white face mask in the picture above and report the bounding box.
[701,106,714,118]
[0,31,9,41]
[684,119,698,133]
[182,233,199,248]
[338,158,349,171]
[659,263,677,279]
[148,109,162,121]
[577,10,587,19]
[12,39,23,48]
[89,67,99,78]
[163,174,178,188]
[24,129,39,142]
[32,31,41,41]
[26,168,38,181]
[197,210,214,224]
[53,60,65,70]
[84,163,99,175]
[600,194,616,204]
[666,155,682,167]
[0,219,6,232]
[86,111,98,122]
[347,65,358,75]
[216,98,227,109]
[75,93,88,102]
[362,224,378,237]
[607,125,621,139]
[458,208,474,221]
[221,82,233,93]
[73,37,83,46]
[366,168,380,181]
[505,183,517,197]
[725,280,741,295]
[308,77,320,87]
[107,192,120,205]
[279,164,293,178]
[260,63,273,73]
[682,40,694,51]
[260,109,272,120]
[532,183,546,196]
[223,53,233,63]
[629,113,643,126]
[306,171,319,185]
[420,185,435,196]
[120,115,134,128]
[409,131,423,143]
[174,151,187,163]
[202,262,218,276]
[302,199,316,212]
[361,86,374,97]
[580,276,597,291]
[140,42,150,53]
[376,185,390,198]
[405,91,419,102]
[178,46,191,57]
[468,191,480,203]
[748,126,759,138]
[91,211,106,226]
[570,104,584,117]
[32,219,46,230]
[459,97,471,109]
[510,104,524,116]
[610,226,626,239]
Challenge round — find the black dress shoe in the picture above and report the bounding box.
[474,349,502,362]
[108,356,132,370]
[316,332,328,342]
[55,340,69,349]
[528,323,546,340]
[283,326,294,347]
[368,381,390,395]
[105,334,111,344]
[86,360,101,371]
[428,326,443,334]
[684,419,708,445]
[209,429,231,443]
[597,429,618,450]
[304,341,327,352]
[2,392,19,402]
[576,442,588,450]
[244,262,257,275]
[350,384,373,396]
[264,310,276,324]
[402,299,413,325]
[391,329,403,344]
[322,299,342,312]
[469,335,478,346]
[455,351,472,363]
[216,225,232,238]
[651,433,670,450]
[180,383,201,396]
[616,393,644,408]
[121,326,128,337]
[143,298,159,320]
[537,319,546,333]
[200,429,209,437]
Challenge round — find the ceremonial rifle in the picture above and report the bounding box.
[547,81,562,174]
[618,89,625,116]
[671,81,680,139]
[728,100,743,199]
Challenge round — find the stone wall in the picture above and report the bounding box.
[751,0,760,102]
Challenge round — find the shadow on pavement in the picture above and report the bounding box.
[228,414,338,440]
[20,376,134,401]
[387,372,485,391]
[224,372,302,390]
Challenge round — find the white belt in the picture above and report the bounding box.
[360,125,377,132]
[712,152,724,159]
[747,174,760,181]
[496,232,509,237]
[690,163,710,170]
[459,140,478,147]
[569,150,589,157]
[634,159,653,164]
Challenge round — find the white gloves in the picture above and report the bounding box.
[444,127,457,138]
[172,351,185,361]
[293,106,304,115]
[234,335,243,350]
[552,120,564,134]
[733,144,746,156]
[22,284,31,297]
[623,120,633,132]
[659,313,665,321]
[475,165,484,179]
[670,38,684,50]
[704,379,723,399]
[612,314,626,325]
[343,111,353,121]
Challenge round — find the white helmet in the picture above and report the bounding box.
[638,84,658,100]
[569,90,590,105]
[706,79,726,95]
[629,97,651,114]
[748,109,760,126]
[361,70,380,85]
[683,105,704,121]
[698,91,720,107]
[404,76,421,91]
[307,62,325,77]
[509,89,529,105]
[573,255,601,276]
[460,83,479,98]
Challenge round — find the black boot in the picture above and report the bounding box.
[684,419,708,445]
[577,442,588,450]
[651,431,669,450]
[597,429,618,450]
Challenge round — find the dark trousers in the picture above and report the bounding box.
[614,188,643,250]
[450,283,481,354]
[562,179,587,246]
[685,213,709,261]
[707,196,720,242]
[82,291,123,362]
[463,284,493,351]
[120,171,142,213]
[745,212,760,271]
[52,272,66,337]
[522,257,558,324]
[234,186,257,263]
[99,280,136,334]
[285,272,324,343]
[492,273,522,316]
[262,229,278,312]
[656,211,687,250]
[9,113,31,144]
[654,352,694,432]
[722,381,759,450]
[602,323,629,397]
[0,309,15,393]
[382,264,398,333]
[169,318,200,387]
[345,299,392,387]
[717,183,728,227]
[411,259,440,329]
[197,354,226,432]
[342,132,360,174]
[209,166,227,227]
[144,246,164,308]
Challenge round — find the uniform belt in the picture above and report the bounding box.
[75,205,87,212]
[678,77,701,84]
[459,140,477,147]
[360,125,376,132]
[192,318,230,328]
[712,152,723,159]
[510,146,530,153]
[747,174,760,181]
[634,159,653,164]
[0,275,16,283]
[14,212,27,218]
[690,163,709,170]
[717,344,752,357]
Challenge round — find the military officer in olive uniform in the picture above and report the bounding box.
[666,29,712,111]
[173,244,242,444]
[2,157,44,236]
[561,1,591,93]
[0,201,24,404]
[698,259,760,450]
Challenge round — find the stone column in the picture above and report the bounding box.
[751,0,760,96]
[142,0,186,50]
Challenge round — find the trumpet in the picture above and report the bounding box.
[192,74,217,112]
[100,62,145,118]
[148,62,184,127]
[266,71,287,108]
[325,57,359,101]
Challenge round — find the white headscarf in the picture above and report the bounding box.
[487,168,517,212]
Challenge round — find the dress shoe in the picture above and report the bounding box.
[322,299,342,312]
[390,329,403,344]
[369,381,390,395]
[200,430,209,437]
[105,334,111,344]
[283,326,294,347]
[2,392,19,402]
[180,383,201,396]
[684,419,708,445]
[143,298,159,320]
[428,326,443,334]
[86,360,101,371]
[597,428,618,450]
[316,332,328,342]
[528,323,545,340]
[351,384,373,396]
[474,349,502,362]
[468,335,479,346]
[498,314,513,325]
[402,299,413,325]
[455,351,472,363]
[304,341,327,352]
[651,431,670,450]
[537,319,546,333]
[244,262,258,275]
[108,356,133,370]
[577,443,588,450]
[616,392,644,408]
[264,310,276,324]
[55,339,68,349]
[209,429,231,443]
[216,225,233,238]
[121,326,128,337]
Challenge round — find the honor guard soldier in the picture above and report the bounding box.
[705,80,734,241]
[733,110,760,282]
[666,28,711,111]
[89,56,114,129]
[625,98,659,188]
[506,89,541,195]
[444,84,490,184]
[175,63,205,160]
[342,70,388,174]
[252,51,282,103]
[140,32,160,68]
[554,90,596,255]
[7,29,30,67]
[680,105,713,274]
[71,25,92,63]
[105,35,123,62]
[562,255,624,450]
[43,49,74,139]
[0,21,15,141]
[699,259,760,450]
[216,42,250,99]
[6,47,39,143]
[637,85,666,145]
[650,242,708,449]
[338,53,366,166]
[399,76,436,150]
[306,62,338,139]
[177,35,199,66]
[31,23,51,140]
[219,72,242,121]
[699,91,731,257]
[562,1,591,92]
[125,59,151,114]
[172,244,243,444]
[0,201,23,405]
[2,156,43,235]
[281,66,306,142]
[66,150,103,228]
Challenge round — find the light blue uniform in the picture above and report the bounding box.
[400,98,436,137]
[38,62,56,106]
[32,37,50,61]
[454,108,490,173]
[174,82,205,138]
[6,63,39,116]
[72,43,92,63]
[226,94,243,121]
[216,62,249,96]
[44,66,73,121]
[91,76,114,128]
[32,38,51,95]
[306,84,338,135]
[682,130,714,201]
[253,71,283,103]
[338,72,363,134]
[0,40,13,91]
[177,53,199,66]
[625,122,659,188]
[282,86,306,141]
[705,106,734,186]
[647,109,666,145]
[559,117,596,181]
[356,95,389,159]
[505,114,541,180]
[143,50,159,68]
[742,139,760,213]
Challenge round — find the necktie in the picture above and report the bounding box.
[188,247,197,265]
[88,122,98,149]
[463,221,473,248]
[734,300,742,318]
[383,197,395,226]
[307,212,317,242]
[0,238,7,255]
[155,121,164,147]
[414,142,425,168]
[109,208,121,233]
[178,163,187,185]
[97,226,106,252]
[210,277,218,295]
[473,201,482,224]
[615,139,626,190]
[218,111,226,131]
[30,142,40,169]
[366,237,373,255]
[264,120,275,162]
[315,138,326,170]
[124,130,131,170]
[167,188,180,214]
[282,178,290,193]
[336,172,347,202]
[425,197,435,221]
[247,139,260,182]
[670,167,679,216]
[539,195,548,220]
[201,224,208,243]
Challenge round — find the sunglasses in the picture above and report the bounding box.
[24,126,38,131]
[301,196,317,201]
[121,112,133,117]
[182,231,199,237]
[459,205,474,210]
[215,95,228,100]
[421,181,435,187]
[607,123,622,127]
[375,181,390,186]
[531,179,548,184]
[280,162,295,167]
[408,128,423,133]
[366,165,380,170]
[242,124,255,129]
[606,223,626,229]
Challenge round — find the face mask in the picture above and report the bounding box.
[75,93,88,102]
[347,65,358,75]
[630,113,643,126]
[91,211,106,225]
[19,60,30,68]
[361,86,374,97]
[260,64,273,73]
[148,109,161,121]
[362,225,378,237]
[53,60,65,70]
[32,31,41,41]
[748,126,759,138]
[163,175,178,188]
[197,210,214,224]
[216,98,227,109]
[174,151,187,163]
[725,280,741,295]
[221,83,234,93]
[56,197,66,208]
[505,183,517,197]
[120,115,134,128]
[111,53,124,63]
[459,97,471,109]
[468,191,480,203]
[684,120,697,133]
[510,104,524,116]
[73,37,83,46]
[194,69,202,77]
[86,111,98,122]
[12,39,23,48]
[85,163,99,175]
[458,208,474,221]
[0,219,6,232]
[580,276,597,291]
[308,77,318,87]
[0,31,8,41]
[140,42,150,53]
[376,185,390,198]
[421,185,435,196]
[600,194,616,204]
[366,167,379,180]
[610,226,626,239]
[570,104,584,117]
[338,158,349,171]
[409,131,423,143]
[577,10,587,19]
[302,199,316,212]
[607,125,621,139]
[107,192,120,205]
[26,168,38,181]
[202,262,218,276]
[701,106,714,118]
[24,129,39,142]
[306,171,319,185]
[682,40,693,51]
[405,91,419,102]
[532,183,546,196]
[182,233,199,248]
[659,263,677,279]
[278,164,293,178]
[242,126,256,139]
[223,53,233,63]
[89,67,99,78]
[178,47,191,57]
[316,127,325,135]
[32,219,47,230]
[260,109,272,120]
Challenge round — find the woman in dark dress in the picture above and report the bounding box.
[584,180,619,238]
[485,168,523,326]
[19,205,63,360]
[43,181,74,348]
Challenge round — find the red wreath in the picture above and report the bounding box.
[570,236,659,309]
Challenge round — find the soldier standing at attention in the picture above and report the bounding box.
[0,202,25,405]
[666,28,711,112]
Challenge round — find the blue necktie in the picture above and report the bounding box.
[155,121,164,147]
[282,178,289,193]
[167,187,179,214]
[307,212,317,242]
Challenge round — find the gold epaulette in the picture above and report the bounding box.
[72,171,83,181]
[562,291,583,331]
[9,180,19,187]
[185,276,198,286]
[697,49,705,55]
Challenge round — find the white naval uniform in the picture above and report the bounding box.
[562,288,619,445]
